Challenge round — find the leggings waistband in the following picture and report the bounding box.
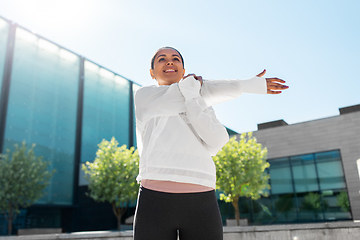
[139,186,215,200]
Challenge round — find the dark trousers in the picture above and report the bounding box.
[133,186,223,240]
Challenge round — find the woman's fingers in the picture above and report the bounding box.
[267,85,286,94]
[266,78,289,94]
[266,84,289,94]
[196,76,203,86]
[268,90,282,94]
[266,77,286,84]
[183,74,194,79]
[267,82,289,89]
[183,73,197,79]
[183,73,203,85]
[183,73,202,81]
[255,70,288,94]
[257,69,266,77]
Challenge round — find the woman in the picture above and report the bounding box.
[133,47,288,240]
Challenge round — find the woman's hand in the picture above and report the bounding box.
[257,69,289,94]
[183,73,203,86]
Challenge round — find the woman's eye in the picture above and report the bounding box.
[158,58,165,61]
[173,58,180,61]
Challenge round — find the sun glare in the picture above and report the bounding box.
[85,60,99,72]
[60,49,78,62]
[13,0,95,33]
[115,75,128,87]
[16,27,37,43]
[133,84,141,93]
[0,18,7,30]
[38,39,59,53]
[100,68,115,79]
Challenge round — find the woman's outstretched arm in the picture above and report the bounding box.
[183,70,288,107]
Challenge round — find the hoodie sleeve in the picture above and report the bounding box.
[178,76,230,156]
[134,83,186,122]
[200,77,267,107]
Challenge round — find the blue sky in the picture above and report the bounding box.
[0,0,359,133]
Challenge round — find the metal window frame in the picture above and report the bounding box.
[0,21,16,154]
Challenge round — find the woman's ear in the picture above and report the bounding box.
[149,69,155,79]
[182,68,185,77]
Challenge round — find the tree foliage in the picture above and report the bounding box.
[213,133,270,225]
[0,142,54,235]
[336,191,350,212]
[82,137,139,230]
[301,192,329,219]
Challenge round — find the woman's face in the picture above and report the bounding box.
[150,48,185,86]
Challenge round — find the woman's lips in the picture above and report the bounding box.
[164,69,177,73]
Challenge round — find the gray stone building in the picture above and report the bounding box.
[249,103,360,223]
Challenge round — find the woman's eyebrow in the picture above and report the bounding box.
[156,54,181,59]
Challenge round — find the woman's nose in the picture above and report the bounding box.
[166,61,174,66]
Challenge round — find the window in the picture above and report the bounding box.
[219,150,351,225]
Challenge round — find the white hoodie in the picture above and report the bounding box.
[134,76,266,188]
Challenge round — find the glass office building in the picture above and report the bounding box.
[0,16,139,234]
[4,26,80,205]
[0,18,7,94]
[0,15,357,234]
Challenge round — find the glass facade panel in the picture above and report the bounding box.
[272,193,297,223]
[297,191,325,221]
[0,18,8,95]
[81,61,130,163]
[268,158,293,194]
[291,154,319,193]
[316,151,345,190]
[251,197,273,224]
[3,27,79,205]
[322,190,351,221]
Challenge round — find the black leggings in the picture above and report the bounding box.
[133,186,223,240]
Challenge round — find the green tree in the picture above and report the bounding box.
[301,192,329,219]
[82,137,139,230]
[0,142,55,235]
[336,191,350,212]
[213,133,270,226]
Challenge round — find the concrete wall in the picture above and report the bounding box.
[223,222,360,240]
[1,222,360,240]
[252,110,360,220]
